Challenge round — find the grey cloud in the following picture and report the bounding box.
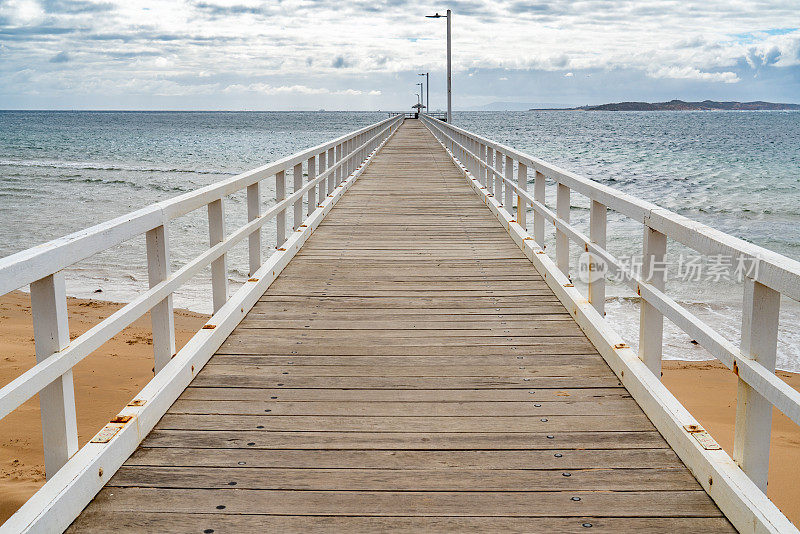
[508,2,552,14]
[331,55,349,68]
[41,0,115,14]
[50,51,70,63]
[194,2,273,16]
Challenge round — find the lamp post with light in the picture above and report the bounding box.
[425,9,451,123]
[418,72,429,113]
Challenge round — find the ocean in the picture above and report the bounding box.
[1,110,798,370]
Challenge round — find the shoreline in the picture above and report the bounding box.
[1,293,798,525]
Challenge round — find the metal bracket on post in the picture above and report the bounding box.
[145,225,176,373]
[30,272,78,477]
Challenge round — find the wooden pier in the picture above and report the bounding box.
[65,121,732,532]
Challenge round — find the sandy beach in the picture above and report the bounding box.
[0,291,207,523]
[0,292,798,526]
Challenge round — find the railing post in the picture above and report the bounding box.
[335,143,343,186]
[145,224,176,373]
[534,171,545,246]
[588,201,607,316]
[327,147,335,195]
[638,226,667,375]
[556,183,570,276]
[486,147,494,193]
[293,162,303,230]
[207,199,228,314]
[479,144,486,186]
[517,162,527,229]
[30,272,78,478]
[504,155,514,215]
[246,182,261,276]
[494,150,503,201]
[275,170,286,246]
[307,155,316,215]
[734,277,780,492]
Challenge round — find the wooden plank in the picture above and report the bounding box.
[181,386,630,402]
[108,466,699,491]
[190,375,622,389]
[168,399,643,416]
[204,353,605,367]
[125,447,681,469]
[142,430,668,450]
[154,414,653,432]
[197,363,611,377]
[67,512,735,534]
[75,487,724,517]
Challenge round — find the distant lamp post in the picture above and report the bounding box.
[425,9,451,123]
[418,72,429,114]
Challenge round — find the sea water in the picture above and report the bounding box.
[1,110,798,370]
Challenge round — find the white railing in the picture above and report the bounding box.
[0,114,403,532]
[420,114,799,533]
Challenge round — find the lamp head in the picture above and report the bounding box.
[425,13,443,18]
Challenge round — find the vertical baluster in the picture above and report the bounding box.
[292,162,303,230]
[734,277,779,492]
[30,273,78,478]
[146,224,176,373]
[317,151,326,203]
[479,144,486,186]
[246,183,261,276]
[307,156,316,215]
[556,183,570,276]
[588,201,607,316]
[335,143,343,186]
[208,199,228,313]
[494,149,503,201]
[275,170,286,246]
[327,147,335,195]
[486,147,494,194]
[534,171,545,246]
[517,162,527,229]
[504,155,514,215]
[639,226,667,375]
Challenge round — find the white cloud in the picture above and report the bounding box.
[647,66,740,84]
[564,72,573,77]
[222,83,379,96]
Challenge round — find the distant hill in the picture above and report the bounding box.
[534,99,800,111]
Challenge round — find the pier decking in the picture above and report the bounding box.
[65,121,733,532]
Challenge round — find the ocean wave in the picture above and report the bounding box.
[0,158,234,176]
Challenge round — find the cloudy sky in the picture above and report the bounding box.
[0,0,798,110]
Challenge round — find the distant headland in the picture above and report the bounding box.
[530,99,800,111]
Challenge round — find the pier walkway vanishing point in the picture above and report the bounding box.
[2,117,799,533]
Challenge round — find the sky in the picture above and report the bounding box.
[0,0,799,110]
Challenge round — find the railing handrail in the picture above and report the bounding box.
[421,116,800,301]
[0,114,403,296]
[419,113,798,534]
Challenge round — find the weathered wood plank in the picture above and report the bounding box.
[68,512,735,534]
[125,447,681,469]
[77,488,724,517]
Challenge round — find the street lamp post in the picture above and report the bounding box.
[418,72,429,114]
[426,9,452,123]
